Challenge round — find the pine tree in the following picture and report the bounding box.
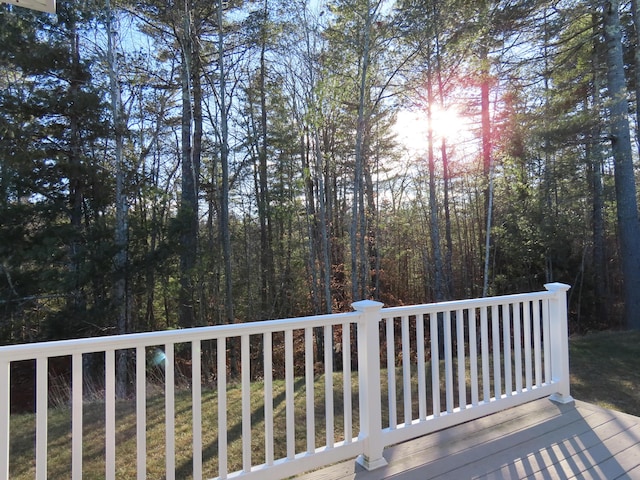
[0,2,110,340]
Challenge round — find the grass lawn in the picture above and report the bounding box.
[569,329,640,417]
[8,329,640,478]
[8,374,358,479]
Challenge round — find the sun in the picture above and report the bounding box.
[431,105,468,141]
[393,105,471,154]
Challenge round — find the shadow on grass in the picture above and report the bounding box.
[569,330,640,417]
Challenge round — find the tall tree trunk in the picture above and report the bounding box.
[480,45,492,297]
[218,0,234,327]
[178,1,200,328]
[301,130,321,313]
[299,1,333,359]
[258,0,274,319]
[192,18,203,326]
[317,133,332,313]
[68,22,87,324]
[363,145,379,300]
[542,6,555,284]
[588,132,608,325]
[351,0,376,302]
[298,4,331,316]
[426,65,444,302]
[433,2,453,300]
[441,137,454,299]
[589,8,608,326]
[632,0,640,160]
[216,0,236,376]
[106,0,130,397]
[603,0,640,330]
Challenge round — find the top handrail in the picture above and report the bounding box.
[380,289,554,317]
[0,286,567,362]
[0,310,360,362]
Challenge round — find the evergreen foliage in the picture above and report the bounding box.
[2,0,640,344]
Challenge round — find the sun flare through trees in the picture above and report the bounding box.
[0,0,638,345]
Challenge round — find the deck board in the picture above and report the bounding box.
[295,399,640,480]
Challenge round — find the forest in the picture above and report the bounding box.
[1,0,640,346]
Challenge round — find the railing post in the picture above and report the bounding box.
[544,283,574,404]
[352,300,388,471]
[0,359,9,480]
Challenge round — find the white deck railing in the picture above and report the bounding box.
[0,283,572,480]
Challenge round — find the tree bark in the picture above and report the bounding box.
[106,0,130,397]
[434,0,453,300]
[218,0,234,327]
[603,0,640,329]
[258,0,274,319]
[480,45,492,297]
[631,0,640,160]
[178,0,201,328]
[67,20,87,325]
[426,63,445,302]
[351,0,376,302]
[589,8,608,326]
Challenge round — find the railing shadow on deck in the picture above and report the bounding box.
[430,403,638,479]
[349,399,640,479]
[1,283,572,480]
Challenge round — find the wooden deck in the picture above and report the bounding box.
[297,398,640,479]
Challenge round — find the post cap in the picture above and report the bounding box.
[351,299,384,313]
[544,283,571,293]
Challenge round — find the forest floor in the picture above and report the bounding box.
[569,329,640,417]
